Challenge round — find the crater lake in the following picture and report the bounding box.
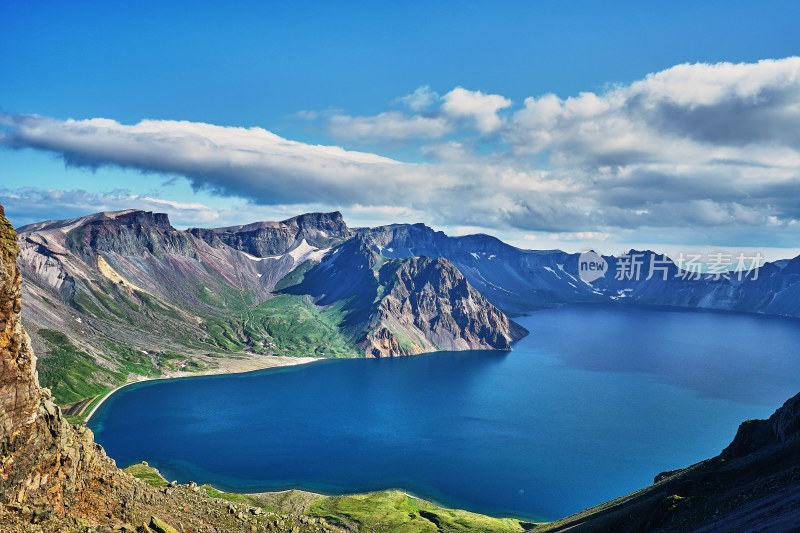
[88,304,800,521]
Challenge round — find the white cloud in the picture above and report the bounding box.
[440,87,512,132]
[396,86,439,112]
[0,115,431,207]
[316,86,512,142]
[326,111,451,141]
[506,57,800,167]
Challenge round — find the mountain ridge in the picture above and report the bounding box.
[15,209,528,407]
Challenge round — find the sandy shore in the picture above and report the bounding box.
[82,353,322,423]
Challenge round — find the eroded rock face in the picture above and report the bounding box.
[363,256,528,357]
[65,211,197,261]
[1,204,125,518]
[0,210,39,428]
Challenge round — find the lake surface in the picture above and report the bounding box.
[88,304,800,521]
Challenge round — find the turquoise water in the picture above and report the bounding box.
[88,304,800,520]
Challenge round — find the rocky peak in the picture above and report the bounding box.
[190,211,350,258]
[282,211,349,235]
[356,223,516,259]
[64,210,193,261]
[364,255,528,357]
[356,222,440,250]
[379,256,468,294]
[104,210,173,229]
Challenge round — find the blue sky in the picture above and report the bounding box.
[2,1,800,258]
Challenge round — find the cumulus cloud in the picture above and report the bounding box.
[3,57,800,246]
[506,57,800,166]
[317,86,511,141]
[396,86,440,112]
[440,87,512,132]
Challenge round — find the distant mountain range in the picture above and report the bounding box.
[15,209,800,406]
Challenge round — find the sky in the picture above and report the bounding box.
[2,1,800,259]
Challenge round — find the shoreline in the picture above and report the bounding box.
[82,353,323,423]
[129,460,538,524]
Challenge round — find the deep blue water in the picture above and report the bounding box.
[88,304,800,521]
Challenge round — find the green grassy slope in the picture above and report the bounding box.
[310,491,531,533]
[123,463,533,532]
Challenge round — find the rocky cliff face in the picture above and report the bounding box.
[2,204,135,525]
[721,391,800,460]
[356,222,575,313]
[64,210,197,262]
[362,256,527,357]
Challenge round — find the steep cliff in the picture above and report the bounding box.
[1,204,145,527]
[722,391,800,460]
[362,256,527,357]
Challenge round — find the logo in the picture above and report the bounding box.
[578,250,608,282]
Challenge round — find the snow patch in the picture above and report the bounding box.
[238,239,329,264]
[289,239,329,263]
[463,266,516,294]
[543,266,560,278]
[557,263,577,280]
